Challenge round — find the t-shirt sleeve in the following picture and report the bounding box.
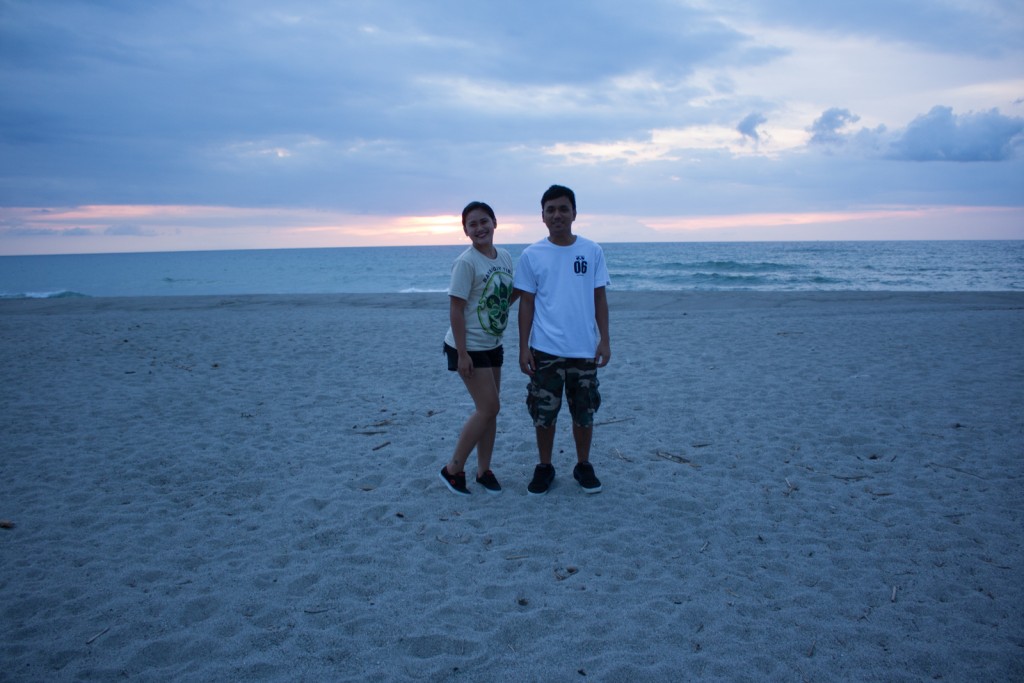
[593,246,610,288]
[448,257,475,300]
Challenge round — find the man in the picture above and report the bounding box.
[514,185,611,495]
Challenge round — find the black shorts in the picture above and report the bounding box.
[443,343,504,371]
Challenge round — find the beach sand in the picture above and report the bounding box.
[2,291,1022,682]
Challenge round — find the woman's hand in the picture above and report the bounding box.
[457,351,474,379]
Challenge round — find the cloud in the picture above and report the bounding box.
[886,105,1024,161]
[808,108,862,145]
[0,226,64,237]
[104,224,156,236]
[1,224,110,238]
[805,105,1024,162]
[732,0,1024,58]
[0,0,1022,254]
[737,112,768,143]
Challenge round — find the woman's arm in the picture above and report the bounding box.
[449,296,473,378]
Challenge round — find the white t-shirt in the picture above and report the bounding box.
[444,246,514,351]
[513,236,610,358]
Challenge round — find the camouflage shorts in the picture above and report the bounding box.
[526,349,601,428]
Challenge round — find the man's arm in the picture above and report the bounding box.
[594,286,610,367]
[516,289,536,376]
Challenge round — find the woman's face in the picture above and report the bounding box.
[463,208,496,249]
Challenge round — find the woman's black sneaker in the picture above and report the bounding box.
[439,466,471,495]
[476,470,502,494]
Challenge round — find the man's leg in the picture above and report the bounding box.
[572,424,592,464]
[565,358,603,492]
[527,351,564,466]
[565,358,600,464]
[536,425,556,465]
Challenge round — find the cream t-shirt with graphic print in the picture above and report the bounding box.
[444,246,514,351]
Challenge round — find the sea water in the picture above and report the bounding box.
[0,241,1021,298]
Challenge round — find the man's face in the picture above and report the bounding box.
[542,196,576,236]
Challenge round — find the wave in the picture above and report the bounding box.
[0,290,90,299]
[649,260,807,273]
[612,270,848,291]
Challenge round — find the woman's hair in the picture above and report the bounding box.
[461,201,496,227]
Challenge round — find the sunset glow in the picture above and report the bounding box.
[2,203,1020,255]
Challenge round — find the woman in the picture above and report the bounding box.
[439,201,515,495]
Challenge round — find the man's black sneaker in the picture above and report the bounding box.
[573,461,602,494]
[527,464,555,496]
[476,470,502,494]
[439,466,471,496]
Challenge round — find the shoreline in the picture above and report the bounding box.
[2,288,1022,308]
[2,291,1022,680]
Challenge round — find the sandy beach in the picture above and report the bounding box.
[1,291,1022,682]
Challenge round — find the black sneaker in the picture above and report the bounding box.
[439,466,471,496]
[527,464,555,496]
[573,461,602,494]
[476,470,502,494]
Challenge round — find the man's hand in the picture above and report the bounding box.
[519,348,536,376]
[595,340,611,368]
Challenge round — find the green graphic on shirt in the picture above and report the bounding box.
[477,272,513,337]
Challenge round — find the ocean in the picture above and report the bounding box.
[1,241,1021,298]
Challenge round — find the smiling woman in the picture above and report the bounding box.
[439,200,516,495]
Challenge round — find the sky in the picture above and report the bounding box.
[1,0,1023,255]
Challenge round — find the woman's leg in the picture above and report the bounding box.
[446,366,501,474]
[473,367,501,474]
